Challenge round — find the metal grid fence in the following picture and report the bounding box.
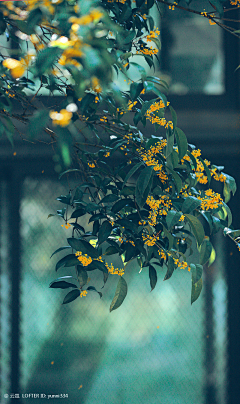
[0,176,228,404]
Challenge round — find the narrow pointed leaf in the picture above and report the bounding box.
[98,221,112,245]
[182,197,201,214]
[185,214,205,246]
[77,267,88,287]
[175,128,188,161]
[191,278,203,304]
[110,277,128,312]
[50,246,71,259]
[87,286,102,298]
[149,264,157,291]
[164,255,175,280]
[62,289,80,304]
[199,239,212,265]
[67,238,99,258]
[49,280,77,289]
[55,254,79,271]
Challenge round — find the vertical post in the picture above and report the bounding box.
[204,266,217,404]
[223,157,240,404]
[226,233,240,404]
[8,170,22,397]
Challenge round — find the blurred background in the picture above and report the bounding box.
[1,2,240,404]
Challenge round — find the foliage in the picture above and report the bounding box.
[1,0,240,311]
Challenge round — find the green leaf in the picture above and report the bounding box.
[209,0,224,17]
[59,169,82,179]
[167,167,182,195]
[92,259,108,273]
[149,264,157,291]
[111,198,133,214]
[104,246,119,255]
[50,246,71,258]
[130,82,144,101]
[122,162,143,188]
[49,280,77,289]
[55,254,79,271]
[135,166,153,208]
[175,128,188,161]
[27,7,43,31]
[93,220,100,236]
[169,106,177,132]
[77,267,88,287]
[191,278,203,304]
[166,210,182,229]
[35,47,62,75]
[71,208,86,218]
[121,186,135,196]
[98,221,112,245]
[100,194,119,204]
[164,255,175,280]
[87,286,102,298]
[67,238,99,258]
[124,243,137,262]
[56,194,71,205]
[191,263,203,284]
[14,20,35,35]
[166,127,174,159]
[199,239,212,266]
[182,197,201,214]
[110,277,128,312]
[62,289,80,305]
[208,245,216,266]
[185,214,205,246]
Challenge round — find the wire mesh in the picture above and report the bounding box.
[0,176,229,404]
[0,181,11,400]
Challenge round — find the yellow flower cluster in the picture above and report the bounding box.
[123,133,133,144]
[158,250,167,260]
[127,101,137,111]
[142,234,159,246]
[209,15,216,25]
[145,101,172,129]
[230,1,240,5]
[69,9,103,26]
[199,189,223,210]
[2,54,34,79]
[173,257,191,271]
[138,141,168,182]
[49,109,72,127]
[61,222,71,229]
[80,290,88,297]
[75,251,93,266]
[88,162,96,168]
[146,195,172,225]
[211,168,226,182]
[146,28,160,42]
[92,77,102,94]
[118,237,135,246]
[106,263,124,276]
[137,47,158,56]
[100,116,108,122]
[182,150,208,184]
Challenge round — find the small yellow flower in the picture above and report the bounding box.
[61,222,71,229]
[2,58,25,79]
[80,290,88,297]
[50,109,72,127]
[88,162,95,168]
[75,252,92,266]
